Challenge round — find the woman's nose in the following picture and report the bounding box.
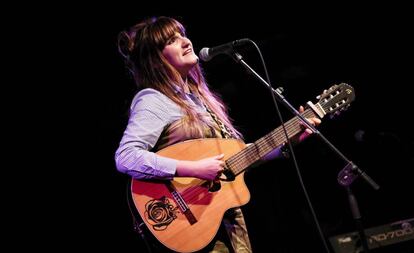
[181,37,191,48]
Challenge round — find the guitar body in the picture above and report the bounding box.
[131,138,251,253]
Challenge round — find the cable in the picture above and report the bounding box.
[246,39,332,253]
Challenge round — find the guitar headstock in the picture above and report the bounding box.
[311,83,355,119]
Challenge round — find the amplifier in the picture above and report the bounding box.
[329,218,414,253]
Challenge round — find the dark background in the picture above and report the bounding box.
[15,4,413,252]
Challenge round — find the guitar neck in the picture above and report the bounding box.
[226,108,318,175]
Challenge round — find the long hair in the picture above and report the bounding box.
[117,16,242,138]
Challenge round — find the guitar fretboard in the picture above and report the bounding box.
[226,109,317,175]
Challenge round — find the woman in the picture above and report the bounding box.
[115,16,320,252]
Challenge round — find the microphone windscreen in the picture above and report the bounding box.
[198,48,211,62]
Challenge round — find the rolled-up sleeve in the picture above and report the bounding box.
[115,89,181,180]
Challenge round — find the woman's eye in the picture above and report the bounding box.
[167,37,177,45]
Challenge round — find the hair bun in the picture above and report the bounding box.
[117,31,134,59]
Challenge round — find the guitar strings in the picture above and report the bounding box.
[181,110,312,201]
[228,109,314,175]
[180,113,305,203]
[230,110,311,173]
[180,110,315,203]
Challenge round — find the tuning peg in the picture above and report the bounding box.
[341,104,349,110]
[328,84,338,91]
[316,89,328,100]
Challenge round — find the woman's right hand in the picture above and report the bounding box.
[176,154,225,180]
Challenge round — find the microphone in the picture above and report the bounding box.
[198,38,250,62]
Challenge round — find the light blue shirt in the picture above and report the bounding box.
[115,88,205,180]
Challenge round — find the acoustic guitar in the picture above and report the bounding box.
[130,83,355,252]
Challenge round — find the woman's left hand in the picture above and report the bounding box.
[296,105,321,143]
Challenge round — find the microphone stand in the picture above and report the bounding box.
[337,162,379,253]
[230,52,380,253]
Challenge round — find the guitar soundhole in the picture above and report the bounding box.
[145,196,179,231]
[209,180,221,192]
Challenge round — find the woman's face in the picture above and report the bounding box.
[162,32,198,77]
